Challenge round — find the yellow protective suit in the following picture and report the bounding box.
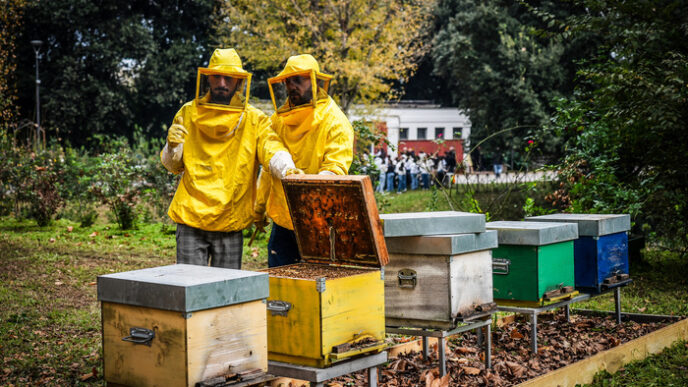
[162,49,287,232]
[256,55,354,230]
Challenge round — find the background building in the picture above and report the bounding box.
[349,101,471,161]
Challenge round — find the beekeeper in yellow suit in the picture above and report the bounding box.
[161,48,299,269]
[254,54,354,267]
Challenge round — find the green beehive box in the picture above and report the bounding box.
[486,221,578,305]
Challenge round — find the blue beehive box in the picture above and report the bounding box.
[526,214,631,293]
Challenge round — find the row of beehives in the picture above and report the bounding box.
[382,211,631,330]
[95,176,631,387]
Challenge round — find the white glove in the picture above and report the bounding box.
[269,151,299,179]
[318,170,335,175]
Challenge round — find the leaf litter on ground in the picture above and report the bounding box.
[330,310,672,386]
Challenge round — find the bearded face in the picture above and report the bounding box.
[208,74,240,105]
[284,75,313,107]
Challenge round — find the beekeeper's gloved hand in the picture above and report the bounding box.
[269,151,302,179]
[252,211,269,233]
[167,116,188,148]
[285,168,305,176]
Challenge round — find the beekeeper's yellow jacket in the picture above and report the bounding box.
[163,101,288,232]
[255,96,354,230]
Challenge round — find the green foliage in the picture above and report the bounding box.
[430,0,595,162]
[15,0,216,146]
[89,145,142,230]
[0,132,65,225]
[548,0,688,253]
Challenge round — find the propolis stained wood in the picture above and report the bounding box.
[263,175,387,367]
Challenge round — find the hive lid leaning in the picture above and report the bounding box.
[386,230,498,255]
[97,264,269,312]
[380,211,486,237]
[282,174,388,267]
[525,213,630,237]
[486,221,579,246]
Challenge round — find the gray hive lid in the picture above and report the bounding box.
[380,211,485,237]
[97,264,269,312]
[486,221,578,246]
[525,213,630,237]
[386,230,498,255]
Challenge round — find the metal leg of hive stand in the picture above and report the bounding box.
[368,366,378,387]
[565,304,571,322]
[312,383,325,387]
[476,325,483,348]
[614,287,622,324]
[530,312,538,353]
[438,337,446,377]
[485,323,492,369]
[422,336,429,360]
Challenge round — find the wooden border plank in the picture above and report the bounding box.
[516,318,688,387]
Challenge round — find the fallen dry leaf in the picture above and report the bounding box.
[510,328,525,340]
[462,366,481,375]
[54,281,63,286]
[67,226,73,232]
[638,307,647,313]
[49,238,56,243]
[89,232,98,237]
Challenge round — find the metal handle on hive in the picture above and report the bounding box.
[122,327,155,346]
[492,258,511,275]
[267,300,292,316]
[397,269,417,289]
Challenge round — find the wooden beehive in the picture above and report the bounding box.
[486,221,579,305]
[263,175,388,368]
[526,214,631,293]
[384,217,498,330]
[97,264,269,387]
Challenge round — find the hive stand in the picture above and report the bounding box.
[386,316,492,377]
[497,281,632,353]
[268,351,387,387]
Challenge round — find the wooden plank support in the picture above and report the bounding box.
[516,317,688,387]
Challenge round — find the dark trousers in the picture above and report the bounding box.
[268,223,302,268]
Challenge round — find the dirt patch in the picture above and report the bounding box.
[332,310,675,386]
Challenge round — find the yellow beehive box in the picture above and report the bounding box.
[98,264,269,387]
[264,175,389,368]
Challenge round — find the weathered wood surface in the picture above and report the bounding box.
[102,300,267,387]
[187,300,267,382]
[102,302,187,387]
[384,253,451,324]
[384,250,494,329]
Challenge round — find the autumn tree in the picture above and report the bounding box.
[214,0,433,112]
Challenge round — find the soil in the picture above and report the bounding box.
[330,310,675,386]
[263,262,375,279]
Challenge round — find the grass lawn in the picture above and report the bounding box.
[1,188,687,386]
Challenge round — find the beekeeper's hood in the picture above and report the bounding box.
[268,54,332,116]
[195,48,251,112]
